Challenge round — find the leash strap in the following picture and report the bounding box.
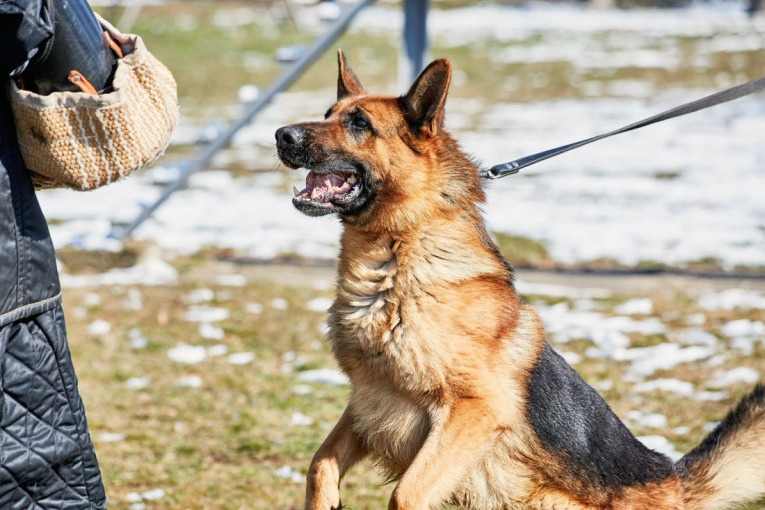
[480,76,765,180]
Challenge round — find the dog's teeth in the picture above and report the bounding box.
[293,186,299,197]
[347,174,358,184]
[311,188,319,199]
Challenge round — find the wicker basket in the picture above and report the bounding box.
[9,18,178,190]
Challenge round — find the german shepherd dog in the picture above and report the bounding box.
[275,51,765,510]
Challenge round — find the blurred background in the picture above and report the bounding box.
[41,0,765,508]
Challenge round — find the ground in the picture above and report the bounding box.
[62,251,764,509]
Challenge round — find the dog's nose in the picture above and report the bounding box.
[275,126,304,149]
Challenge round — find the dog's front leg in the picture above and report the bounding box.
[305,407,367,510]
[389,399,494,510]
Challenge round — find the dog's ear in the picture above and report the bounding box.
[337,49,366,101]
[402,58,452,136]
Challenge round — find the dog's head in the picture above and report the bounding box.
[276,50,483,231]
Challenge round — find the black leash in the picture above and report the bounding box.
[480,76,765,180]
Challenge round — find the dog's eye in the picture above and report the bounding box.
[352,117,369,129]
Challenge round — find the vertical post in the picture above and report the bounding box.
[399,0,429,93]
[748,0,762,17]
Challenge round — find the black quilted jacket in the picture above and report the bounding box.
[0,0,107,507]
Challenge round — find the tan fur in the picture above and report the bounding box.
[679,388,765,510]
[284,52,765,510]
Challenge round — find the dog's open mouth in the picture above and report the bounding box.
[293,170,362,211]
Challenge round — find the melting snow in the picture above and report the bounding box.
[538,302,665,348]
[621,344,715,381]
[698,289,765,311]
[128,328,148,349]
[693,391,728,401]
[637,435,683,461]
[168,344,207,364]
[730,337,756,356]
[141,489,165,501]
[87,320,111,336]
[306,297,332,313]
[274,465,304,483]
[703,422,720,432]
[515,281,611,299]
[183,305,230,323]
[124,377,150,390]
[61,260,178,288]
[614,298,653,316]
[626,410,667,429]
[296,369,349,386]
[174,375,203,388]
[186,288,215,303]
[227,352,255,365]
[97,432,126,443]
[199,323,225,340]
[83,293,102,307]
[271,298,289,310]
[216,274,247,287]
[245,302,264,314]
[207,344,229,357]
[290,411,314,426]
[720,319,765,338]
[122,289,143,311]
[633,378,695,397]
[673,328,718,347]
[125,493,143,503]
[684,313,707,326]
[559,351,582,365]
[292,384,313,395]
[708,367,760,388]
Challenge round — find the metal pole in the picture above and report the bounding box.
[398,0,429,93]
[114,0,374,240]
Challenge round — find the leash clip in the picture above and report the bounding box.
[481,161,521,180]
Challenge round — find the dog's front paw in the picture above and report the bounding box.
[305,488,342,510]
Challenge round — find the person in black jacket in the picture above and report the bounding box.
[0,0,175,507]
[0,0,108,507]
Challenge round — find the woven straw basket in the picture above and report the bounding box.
[9,18,178,190]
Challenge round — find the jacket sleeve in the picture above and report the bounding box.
[0,0,54,77]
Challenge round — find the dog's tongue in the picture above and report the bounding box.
[306,172,347,191]
[295,171,353,202]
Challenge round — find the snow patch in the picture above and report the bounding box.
[168,344,207,364]
[174,376,203,388]
[87,320,111,336]
[636,435,683,461]
[274,465,304,483]
[227,352,255,365]
[61,260,178,288]
[183,306,230,323]
[296,369,349,386]
[614,298,653,315]
[709,367,759,388]
[306,297,333,313]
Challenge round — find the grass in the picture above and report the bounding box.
[68,260,388,508]
[492,232,554,269]
[60,251,765,509]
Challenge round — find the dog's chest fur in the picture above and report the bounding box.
[328,225,500,390]
[325,223,521,475]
